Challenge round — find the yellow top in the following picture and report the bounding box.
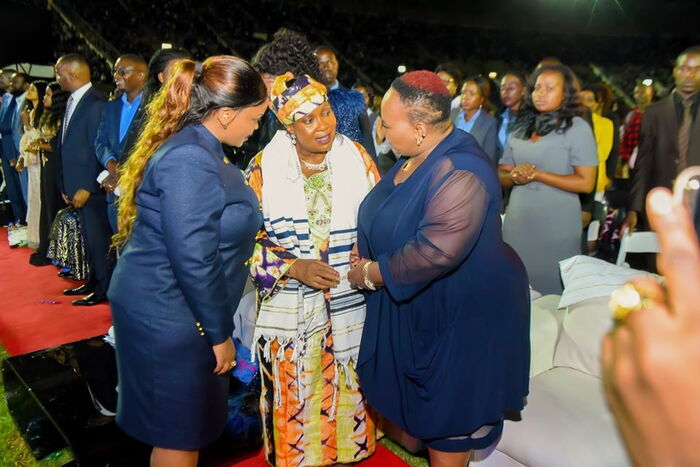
[591,112,614,192]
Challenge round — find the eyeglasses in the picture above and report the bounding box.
[114,66,135,76]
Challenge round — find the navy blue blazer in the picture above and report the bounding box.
[95,98,127,168]
[57,86,106,197]
[108,123,262,345]
[0,96,18,162]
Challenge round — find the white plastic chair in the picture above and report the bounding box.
[616,230,660,266]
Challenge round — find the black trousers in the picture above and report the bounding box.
[36,153,65,258]
[77,193,114,296]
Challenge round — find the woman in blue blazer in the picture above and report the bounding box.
[453,75,499,165]
[108,56,267,467]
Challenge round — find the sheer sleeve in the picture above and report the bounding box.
[243,153,298,301]
[377,169,489,303]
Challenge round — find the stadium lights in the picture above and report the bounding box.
[161,42,173,49]
[397,65,407,74]
[488,71,498,79]
[642,78,653,86]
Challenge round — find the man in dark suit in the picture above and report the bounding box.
[95,54,147,233]
[55,54,110,306]
[0,69,27,223]
[623,45,700,234]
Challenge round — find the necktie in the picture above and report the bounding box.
[62,95,75,142]
[678,99,693,171]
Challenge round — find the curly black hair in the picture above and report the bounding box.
[512,64,583,139]
[39,82,69,130]
[251,28,322,82]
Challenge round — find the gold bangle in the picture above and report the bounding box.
[362,261,376,291]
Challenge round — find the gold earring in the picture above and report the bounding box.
[416,133,426,146]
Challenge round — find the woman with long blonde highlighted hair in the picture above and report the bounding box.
[107,55,267,467]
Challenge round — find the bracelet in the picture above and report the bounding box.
[362,261,376,291]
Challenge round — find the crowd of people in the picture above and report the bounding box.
[44,0,690,101]
[2,18,700,467]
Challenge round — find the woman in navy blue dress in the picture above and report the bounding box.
[108,56,267,467]
[348,71,530,466]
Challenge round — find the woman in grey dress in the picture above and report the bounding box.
[499,64,598,294]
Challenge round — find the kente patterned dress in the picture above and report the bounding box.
[245,131,379,467]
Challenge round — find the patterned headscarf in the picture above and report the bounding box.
[270,72,328,126]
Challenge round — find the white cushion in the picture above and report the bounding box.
[493,368,631,467]
[558,255,658,308]
[472,446,526,466]
[553,297,611,378]
[529,295,564,378]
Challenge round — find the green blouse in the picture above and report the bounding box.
[303,169,332,255]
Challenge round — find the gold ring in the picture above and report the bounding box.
[230,361,237,367]
[609,283,650,323]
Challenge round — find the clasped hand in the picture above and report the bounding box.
[101,174,118,194]
[347,243,382,289]
[101,160,120,194]
[511,163,536,185]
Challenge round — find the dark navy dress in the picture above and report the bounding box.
[108,124,262,450]
[356,129,530,451]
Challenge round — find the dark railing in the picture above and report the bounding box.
[47,0,121,68]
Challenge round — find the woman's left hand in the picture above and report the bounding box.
[348,258,383,290]
[348,258,368,288]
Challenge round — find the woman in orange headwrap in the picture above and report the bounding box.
[245,73,379,466]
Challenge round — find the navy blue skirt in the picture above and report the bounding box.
[111,301,229,450]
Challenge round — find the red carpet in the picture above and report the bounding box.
[0,230,111,355]
[220,443,407,466]
[0,229,407,466]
